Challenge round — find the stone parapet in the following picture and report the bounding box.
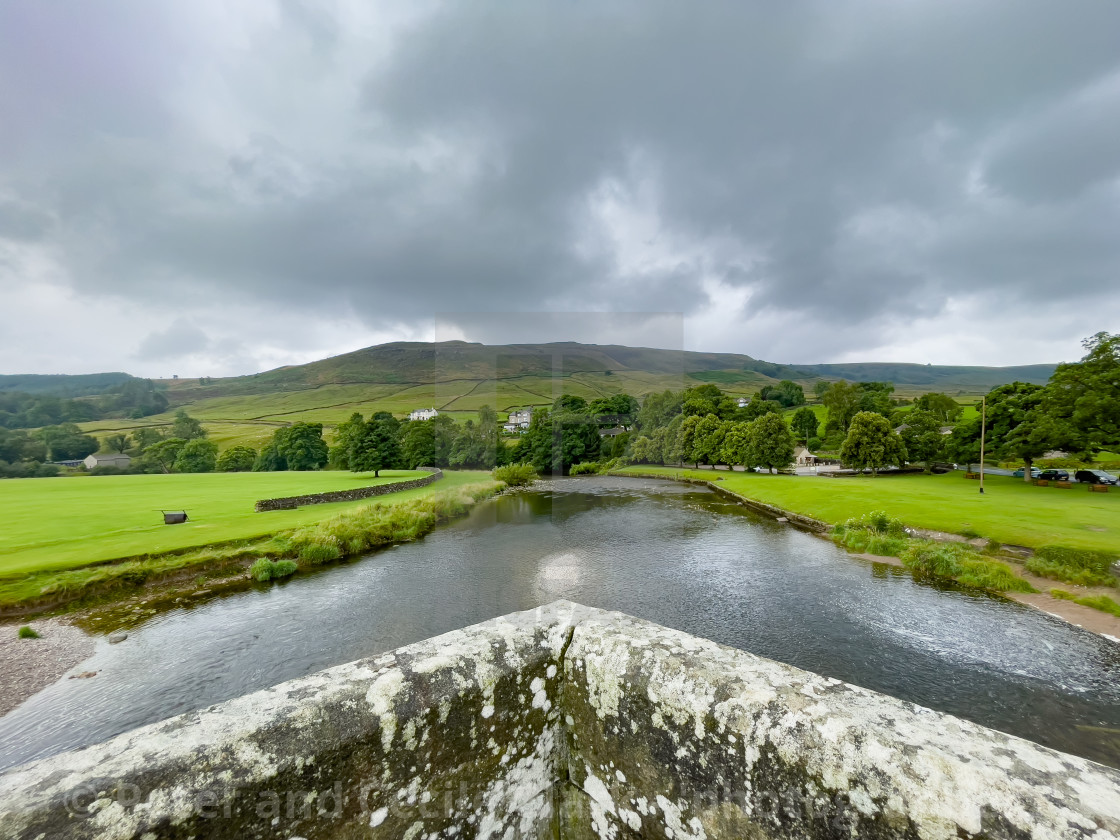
[2,601,1118,839]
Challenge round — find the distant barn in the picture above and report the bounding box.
[84,453,131,470]
[162,511,189,525]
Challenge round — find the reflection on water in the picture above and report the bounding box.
[2,475,1119,771]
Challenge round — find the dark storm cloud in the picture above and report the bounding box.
[1,0,1118,372]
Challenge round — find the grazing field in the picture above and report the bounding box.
[615,466,1120,552]
[0,470,491,578]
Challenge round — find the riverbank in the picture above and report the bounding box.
[614,467,1120,640]
[616,465,1118,552]
[0,618,95,716]
[1,474,502,618]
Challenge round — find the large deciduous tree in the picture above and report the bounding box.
[216,445,257,472]
[174,438,218,473]
[898,410,944,472]
[914,393,962,423]
[171,409,207,440]
[840,412,907,476]
[349,414,401,476]
[401,419,436,468]
[276,422,329,471]
[145,438,187,473]
[1044,331,1120,455]
[790,407,819,442]
[821,381,861,434]
[746,413,796,473]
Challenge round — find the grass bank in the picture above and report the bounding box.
[615,466,1119,552]
[0,475,500,615]
[0,469,454,578]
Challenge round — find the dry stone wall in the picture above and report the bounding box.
[254,467,443,511]
[2,601,1118,839]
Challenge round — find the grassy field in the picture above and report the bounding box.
[615,466,1120,552]
[0,470,491,578]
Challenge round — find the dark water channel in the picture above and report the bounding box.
[2,476,1119,771]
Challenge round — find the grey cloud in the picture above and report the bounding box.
[136,320,211,361]
[1,0,1119,371]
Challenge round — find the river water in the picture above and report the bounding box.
[2,475,1119,770]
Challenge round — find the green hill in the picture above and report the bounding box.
[20,341,1053,450]
[0,372,136,396]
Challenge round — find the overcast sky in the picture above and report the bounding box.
[1,1,1118,377]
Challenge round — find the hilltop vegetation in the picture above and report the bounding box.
[27,340,1050,453]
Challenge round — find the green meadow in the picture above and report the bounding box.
[0,470,491,579]
[615,466,1119,552]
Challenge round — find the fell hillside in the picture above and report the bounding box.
[0,372,135,396]
[56,341,1056,451]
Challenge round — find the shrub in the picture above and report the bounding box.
[250,558,300,582]
[569,461,601,475]
[297,539,342,565]
[956,559,1036,593]
[900,542,966,578]
[493,463,537,487]
[18,625,40,639]
[807,437,822,452]
[841,510,905,537]
[1025,546,1118,587]
[271,560,298,579]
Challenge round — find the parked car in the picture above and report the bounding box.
[1074,469,1119,485]
[1037,469,1069,482]
[1012,466,1042,478]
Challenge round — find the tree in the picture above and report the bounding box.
[145,438,187,473]
[350,415,402,476]
[812,380,832,401]
[678,414,705,467]
[740,396,783,422]
[694,414,728,465]
[760,380,806,408]
[790,407,819,442]
[898,410,944,472]
[216,445,257,472]
[856,382,895,418]
[104,433,130,454]
[637,390,683,430]
[1043,331,1120,455]
[720,422,752,467]
[174,439,218,473]
[276,423,329,471]
[914,393,962,423]
[37,424,99,460]
[629,435,658,464]
[821,382,861,434]
[747,413,796,473]
[171,409,207,440]
[840,412,907,476]
[401,419,436,468]
[329,413,367,470]
[131,427,165,453]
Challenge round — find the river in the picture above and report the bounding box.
[1,475,1118,770]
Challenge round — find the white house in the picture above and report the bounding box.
[793,446,817,467]
[503,408,533,432]
[737,397,749,408]
[408,408,439,421]
[84,453,132,470]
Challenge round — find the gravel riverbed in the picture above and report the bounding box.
[0,619,96,717]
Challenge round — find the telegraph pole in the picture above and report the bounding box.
[978,396,986,495]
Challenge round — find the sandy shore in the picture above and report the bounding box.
[0,618,96,716]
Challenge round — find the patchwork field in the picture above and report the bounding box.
[615,466,1119,552]
[0,470,491,578]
